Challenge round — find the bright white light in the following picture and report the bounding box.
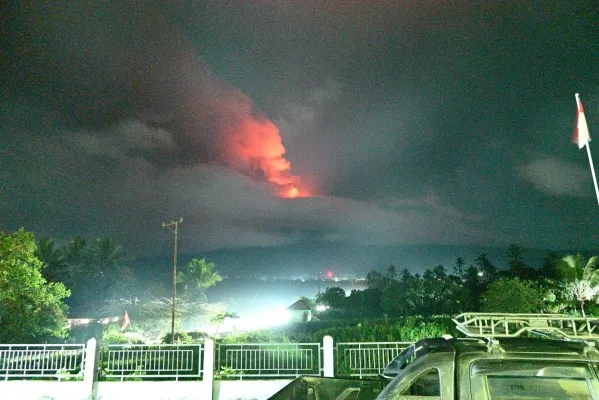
[315,304,328,312]
[219,306,292,333]
[477,271,484,277]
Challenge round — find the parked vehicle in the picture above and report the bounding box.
[269,313,599,400]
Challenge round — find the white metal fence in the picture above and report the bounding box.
[336,342,412,378]
[0,344,86,381]
[216,343,321,378]
[0,339,414,381]
[102,344,204,381]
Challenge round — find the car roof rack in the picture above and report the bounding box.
[453,313,599,340]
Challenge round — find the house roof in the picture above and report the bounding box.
[287,299,312,311]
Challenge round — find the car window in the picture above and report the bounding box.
[471,361,595,400]
[400,368,441,397]
[486,375,592,399]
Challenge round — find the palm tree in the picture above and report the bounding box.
[35,238,68,283]
[558,254,599,317]
[89,237,127,294]
[177,258,223,302]
[508,244,526,277]
[386,265,397,280]
[91,238,125,271]
[61,236,89,282]
[454,257,466,279]
[475,253,497,279]
[63,236,88,266]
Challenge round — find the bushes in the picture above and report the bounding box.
[103,325,145,345]
[218,315,456,344]
[97,315,457,345]
[160,331,193,344]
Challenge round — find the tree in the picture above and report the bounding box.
[557,254,599,317]
[365,270,386,289]
[177,258,223,302]
[299,296,316,310]
[62,236,89,272]
[475,253,497,280]
[0,230,70,343]
[60,236,89,297]
[432,265,447,280]
[381,270,425,316]
[317,287,346,309]
[361,288,383,314]
[64,236,135,305]
[422,266,466,315]
[464,265,482,311]
[541,251,561,280]
[453,257,466,279]
[482,278,546,313]
[89,237,127,286]
[508,244,526,277]
[386,265,397,280]
[211,312,239,334]
[381,279,404,315]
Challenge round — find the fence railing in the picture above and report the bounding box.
[0,339,415,382]
[0,344,86,381]
[336,342,412,378]
[102,344,204,381]
[216,343,321,379]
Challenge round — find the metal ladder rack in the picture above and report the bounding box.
[452,313,599,340]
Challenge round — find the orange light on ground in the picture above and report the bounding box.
[281,186,299,199]
[279,183,314,199]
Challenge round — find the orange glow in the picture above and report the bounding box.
[222,116,312,198]
[284,186,299,199]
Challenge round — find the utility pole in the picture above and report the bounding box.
[162,218,182,344]
[317,271,321,296]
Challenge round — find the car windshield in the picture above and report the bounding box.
[471,361,595,400]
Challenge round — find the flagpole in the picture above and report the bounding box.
[585,142,599,206]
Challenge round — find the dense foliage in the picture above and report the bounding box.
[0,230,70,343]
[218,316,456,344]
[482,278,546,313]
[557,254,599,317]
[315,247,598,320]
[36,235,137,309]
[6,228,598,345]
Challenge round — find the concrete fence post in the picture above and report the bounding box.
[203,338,215,400]
[323,335,334,377]
[83,338,97,400]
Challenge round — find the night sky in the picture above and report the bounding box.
[1,1,598,272]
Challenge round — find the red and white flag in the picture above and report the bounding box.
[574,93,591,149]
[121,311,130,331]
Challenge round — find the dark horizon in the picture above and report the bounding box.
[132,242,574,280]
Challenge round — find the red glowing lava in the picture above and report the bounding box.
[222,116,311,198]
